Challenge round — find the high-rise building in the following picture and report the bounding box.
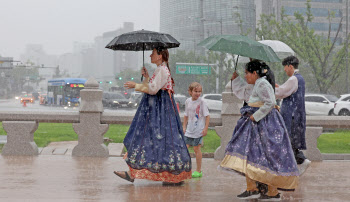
[256,0,348,45]
[94,22,138,81]
[160,0,256,54]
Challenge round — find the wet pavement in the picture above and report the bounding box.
[0,156,349,202]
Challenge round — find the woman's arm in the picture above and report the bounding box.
[252,81,276,122]
[126,66,168,95]
[231,74,253,101]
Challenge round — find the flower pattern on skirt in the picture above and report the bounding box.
[123,90,192,182]
[223,106,299,177]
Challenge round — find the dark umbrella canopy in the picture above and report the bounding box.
[105,29,180,51]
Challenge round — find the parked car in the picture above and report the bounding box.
[20,93,35,104]
[202,93,222,111]
[304,94,338,116]
[102,92,135,108]
[174,94,188,110]
[334,94,350,116]
[129,92,143,107]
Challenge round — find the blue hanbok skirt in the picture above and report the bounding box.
[123,90,192,183]
[220,106,299,189]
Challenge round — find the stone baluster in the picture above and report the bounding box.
[72,77,109,157]
[214,82,243,160]
[2,121,39,156]
[304,127,323,161]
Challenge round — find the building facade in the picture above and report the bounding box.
[160,0,256,54]
[256,0,349,44]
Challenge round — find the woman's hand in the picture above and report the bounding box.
[231,71,239,80]
[275,83,279,88]
[142,67,149,78]
[250,115,256,122]
[124,81,136,89]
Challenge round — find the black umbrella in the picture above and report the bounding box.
[105,29,180,68]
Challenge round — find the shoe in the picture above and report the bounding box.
[298,159,311,175]
[192,171,203,178]
[162,181,184,186]
[113,171,134,183]
[258,193,281,201]
[237,190,260,199]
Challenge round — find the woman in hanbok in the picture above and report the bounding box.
[114,47,192,185]
[220,60,299,200]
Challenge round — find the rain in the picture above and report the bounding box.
[1,0,350,201]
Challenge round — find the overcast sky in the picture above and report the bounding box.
[0,0,160,59]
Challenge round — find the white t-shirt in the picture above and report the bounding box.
[184,97,210,138]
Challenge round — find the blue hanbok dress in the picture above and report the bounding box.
[220,77,299,190]
[123,63,192,183]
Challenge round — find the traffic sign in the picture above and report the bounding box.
[175,63,212,75]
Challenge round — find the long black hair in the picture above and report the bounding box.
[245,60,276,92]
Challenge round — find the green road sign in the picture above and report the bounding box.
[176,64,211,75]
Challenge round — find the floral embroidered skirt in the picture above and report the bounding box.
[123,90,192,183]
[220,106,299,190]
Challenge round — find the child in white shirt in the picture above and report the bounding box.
[183,82,210,178]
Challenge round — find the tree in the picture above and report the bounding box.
[256,0,350,94]
[52,66,62,78]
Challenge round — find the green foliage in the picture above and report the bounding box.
[256,0,350,94]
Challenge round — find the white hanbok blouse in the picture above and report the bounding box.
[135,62,173,95]
[231,76,276,122]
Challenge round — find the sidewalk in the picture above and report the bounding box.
[0,155,349,201]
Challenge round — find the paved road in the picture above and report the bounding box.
[0,99,221,116]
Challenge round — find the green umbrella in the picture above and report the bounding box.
[198,35,280,63]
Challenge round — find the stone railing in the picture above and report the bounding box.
[1,78,350,160]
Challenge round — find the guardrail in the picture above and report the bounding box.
[1,78,350,160]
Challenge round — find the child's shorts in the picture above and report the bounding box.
[184,136,203,146]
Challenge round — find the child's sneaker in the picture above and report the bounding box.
[237,190,260,199]
[192,171,202,178]
[258,193,281,201]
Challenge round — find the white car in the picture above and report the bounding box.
[304,94,338,116]
[202,94,222,111]
[334,94,350,116]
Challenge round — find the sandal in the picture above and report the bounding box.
[113,171,134,183]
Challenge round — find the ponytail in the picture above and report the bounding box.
[157,48,175,89]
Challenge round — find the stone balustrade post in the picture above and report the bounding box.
[214,82,243,160]
[1,121,39,156]
[72,77,109,157]
[304,127,323,161]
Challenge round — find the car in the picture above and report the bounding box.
[174,94,187,110]
[202,93,222,111]
[20,93,35,104]
[129,92,143,107]
[102,92,134,108]
[304,94,338,116]
[334,94,350,116]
